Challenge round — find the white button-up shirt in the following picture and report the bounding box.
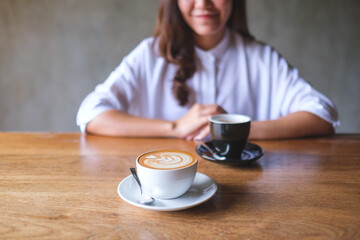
[77,30,339,132]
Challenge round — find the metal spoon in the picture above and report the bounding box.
[130,168,154,204]
[197,141,226,161]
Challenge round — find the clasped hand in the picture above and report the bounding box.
[173,103,226,140]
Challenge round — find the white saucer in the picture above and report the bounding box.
[118,172,217,211]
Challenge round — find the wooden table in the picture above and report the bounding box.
[0,133,359,239]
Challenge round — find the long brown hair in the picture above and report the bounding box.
[153,0,253,106]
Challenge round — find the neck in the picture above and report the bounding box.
[193,29,226,51]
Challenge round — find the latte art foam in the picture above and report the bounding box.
[138,150,196,170]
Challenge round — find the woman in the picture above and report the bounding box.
[77,0,339,140]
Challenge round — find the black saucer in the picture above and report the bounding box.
[196,141,264,166]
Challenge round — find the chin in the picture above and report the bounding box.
[193,27,222,37]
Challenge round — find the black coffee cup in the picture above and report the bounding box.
[209,114,251,158]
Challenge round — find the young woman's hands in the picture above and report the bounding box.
[172,103,226,140]
[86,103,225,139]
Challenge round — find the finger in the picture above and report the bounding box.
[185,121,208,140]
[185,135,193,141]
[185,131,198,140]
[216,105,227,113]
[200,104,226,116]
[194,125,210,141]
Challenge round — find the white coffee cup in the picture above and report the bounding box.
[136,150,198,199]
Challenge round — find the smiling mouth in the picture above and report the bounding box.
[194,12,219,19]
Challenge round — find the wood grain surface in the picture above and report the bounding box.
[0,133,359,239]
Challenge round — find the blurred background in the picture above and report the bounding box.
[0,0,359,133]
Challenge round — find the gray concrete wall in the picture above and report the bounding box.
[0,0,359,133]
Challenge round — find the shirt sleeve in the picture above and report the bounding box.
[267,46,340,128]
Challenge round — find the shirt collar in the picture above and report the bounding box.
[194,28,231,60]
